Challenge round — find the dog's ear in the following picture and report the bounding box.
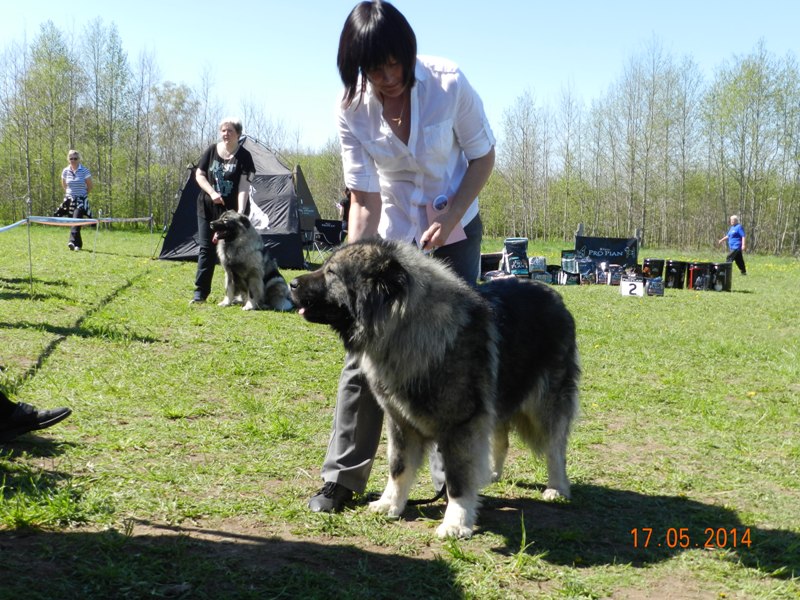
[356,256,410,330]
[241,216,252,229]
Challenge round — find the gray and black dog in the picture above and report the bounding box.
[210,210,292,311]
[290,238,580,538]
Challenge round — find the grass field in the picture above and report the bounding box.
[1,226,798,599]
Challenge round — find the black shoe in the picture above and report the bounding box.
[0,402,72,442]
[308,482,353,513]
[189,292,207,305]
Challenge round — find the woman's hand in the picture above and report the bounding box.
[420,210,458,252]
[196,170,223,204]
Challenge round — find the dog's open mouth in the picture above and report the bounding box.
[210,228,228,244]
[294,301,351,328]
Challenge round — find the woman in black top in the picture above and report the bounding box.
[191,117,256,304]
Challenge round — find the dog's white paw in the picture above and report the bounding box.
[436,521,473,539]
[242,301,257,311]
[368,498,402,519]
[218,298,232,307]
[542,487,570,501]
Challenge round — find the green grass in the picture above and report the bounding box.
[1,226,798,599]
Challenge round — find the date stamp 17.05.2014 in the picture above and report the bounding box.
[630,527,752,549]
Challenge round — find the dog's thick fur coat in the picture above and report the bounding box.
[290,238,580,538]
[210,210,292,311]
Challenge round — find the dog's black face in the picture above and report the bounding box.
[289,240,410,348]
[210,210,249,241]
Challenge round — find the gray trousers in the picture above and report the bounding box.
[320,215,483,493]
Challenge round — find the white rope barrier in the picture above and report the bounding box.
[0,215,152,233]
[4,213,155,297]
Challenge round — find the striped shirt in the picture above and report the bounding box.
[62,164,92,197]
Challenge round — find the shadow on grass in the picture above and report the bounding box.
[476,483,798,579]
[0,320,160,345]
[0,440,459,597]
[0,276,73,301]
[0,276,71,287]
[0,523,462,599]
[90,249,155,260]
[0,435,74,460]
[0,273,160,394]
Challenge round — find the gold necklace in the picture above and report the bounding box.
[385,94,407,128]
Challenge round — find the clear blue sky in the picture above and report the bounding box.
[3,1,798,149]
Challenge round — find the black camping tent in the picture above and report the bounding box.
[159,135,320,269]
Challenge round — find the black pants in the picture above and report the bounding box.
[194,206,222,298]
[68,203,88,248]
[726,248,746,274]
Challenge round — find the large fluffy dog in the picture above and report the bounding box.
[210,210,292,311]
[290,238,580,539]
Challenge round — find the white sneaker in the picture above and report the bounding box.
[68,242,75,251]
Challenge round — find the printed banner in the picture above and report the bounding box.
[575,236,638,267]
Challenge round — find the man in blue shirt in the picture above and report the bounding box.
[718,215,747,275]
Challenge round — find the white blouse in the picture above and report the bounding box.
[338,55,495,244]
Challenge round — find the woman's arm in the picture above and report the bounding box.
[237,176,249,213]
[85,176,93,195]
[195,169,223,204]
[419,146,495,251]
[347,189,383,242]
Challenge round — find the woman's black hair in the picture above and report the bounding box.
[337,1,417,107]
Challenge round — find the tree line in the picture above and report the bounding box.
[484,39,800,254]
[1,21,797,255]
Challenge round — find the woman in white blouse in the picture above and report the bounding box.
[307,0,496,513]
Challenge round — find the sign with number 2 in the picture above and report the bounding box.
[621,279,645,297]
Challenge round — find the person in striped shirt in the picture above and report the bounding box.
[59,149,93,251]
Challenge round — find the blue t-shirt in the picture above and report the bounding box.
[726,223,745,250]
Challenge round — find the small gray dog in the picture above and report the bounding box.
[210,210,292,311]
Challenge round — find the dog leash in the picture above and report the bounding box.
[366,485,447,506]
[407,484,447,506]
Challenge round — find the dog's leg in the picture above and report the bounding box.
[543,412,572,501]
[436,417,492,539]
[218,271,235,307]
[369,418,424,519]
[490,422,510,482]
[243,274,264,311]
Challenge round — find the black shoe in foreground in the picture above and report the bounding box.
[308,482,354,513]
[0,402,72,442]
